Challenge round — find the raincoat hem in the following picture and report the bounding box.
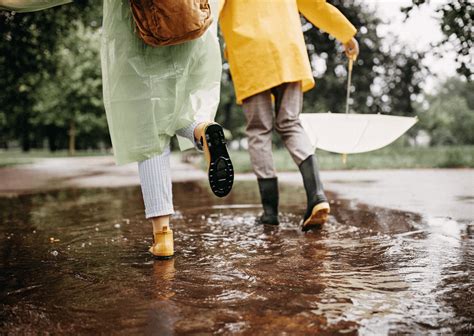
[237,76,315,104]
[114,116,202,165]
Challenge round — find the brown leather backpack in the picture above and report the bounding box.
[130,0,213,47]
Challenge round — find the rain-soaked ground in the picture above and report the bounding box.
[1,181,473,335]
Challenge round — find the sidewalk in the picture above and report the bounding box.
[0,155,204,195]
[0,156,472,221]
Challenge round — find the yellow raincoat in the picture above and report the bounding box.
[219,0,357,103]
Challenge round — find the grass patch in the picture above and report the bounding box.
[436,148,473,168]
[217,145,474,173]
[0,149,111,168]
[2,146,473,171]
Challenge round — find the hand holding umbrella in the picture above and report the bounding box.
[343,37,359,115]
[343,37,359,61]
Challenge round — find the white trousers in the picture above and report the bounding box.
[138,121,201,218]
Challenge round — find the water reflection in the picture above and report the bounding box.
[0,181,472,334]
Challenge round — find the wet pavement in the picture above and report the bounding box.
[1,180,473,335]
[277,169,474,222]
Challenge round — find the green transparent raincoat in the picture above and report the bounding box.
[0,0,71,12]
[101,0,222,164]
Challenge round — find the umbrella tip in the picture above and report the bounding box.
[342,153,347,165]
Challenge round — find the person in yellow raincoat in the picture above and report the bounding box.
[219,0,359,231]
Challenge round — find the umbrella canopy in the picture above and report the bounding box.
[301,58,417,155]
[300,112,417,154]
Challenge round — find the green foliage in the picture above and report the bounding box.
[217,145,474,172]
[403,0,473,80]
[0,0,104,152]
[32,22,107,151]
[437,148,472,168]
[419,77,474,145]
[303,0,426,117]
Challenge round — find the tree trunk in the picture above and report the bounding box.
[222,101,232,130]
[47,126,58,152]
[68,121,76,156]
[20,113,31,152]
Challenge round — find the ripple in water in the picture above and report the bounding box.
[0,182,472,334]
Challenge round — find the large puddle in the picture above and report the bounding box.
[1,181,472,334]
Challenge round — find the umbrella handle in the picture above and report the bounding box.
[345,58,353,114]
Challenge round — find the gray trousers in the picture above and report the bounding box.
[242,82,314,178]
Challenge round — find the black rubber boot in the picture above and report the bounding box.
[257,177,279,225]
[299,155,330,231]
[196,123,234,198]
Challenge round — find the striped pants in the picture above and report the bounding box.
[138,120,201,218]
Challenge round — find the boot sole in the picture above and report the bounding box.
[302,202,330,231]
[149,246,174,259]
[152,255,174,260]
[204,124,234,198]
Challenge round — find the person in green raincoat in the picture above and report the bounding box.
[101,0,235,260]
[1,0,235,259]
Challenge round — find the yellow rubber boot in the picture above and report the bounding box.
[194,122,234,198]
[194,122,212,164]
[149,226,174,259]
[302,202,330,230]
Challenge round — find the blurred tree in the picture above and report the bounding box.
[303,0,426,117]
[381,49,426,117]
[215,63,247,142]
[0,0,103,152]
[302,0,384,115]
[32,22,107,154]
[0,9,57,151]
[419,77,474,145]
[402,0,473,80]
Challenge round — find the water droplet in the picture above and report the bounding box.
[51,250,58,256]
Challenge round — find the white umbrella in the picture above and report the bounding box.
[300,113,417,154]
[300,58,417,155]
